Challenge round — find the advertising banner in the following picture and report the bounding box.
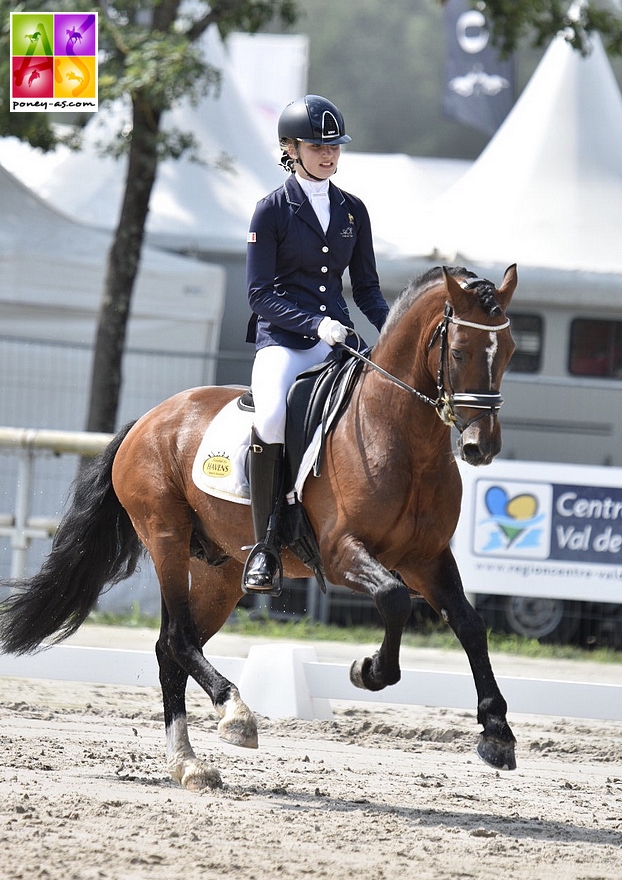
[454,458,622,603]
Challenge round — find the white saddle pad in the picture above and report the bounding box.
[191,396,324,505]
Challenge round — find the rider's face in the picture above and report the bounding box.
[289,141,341,180]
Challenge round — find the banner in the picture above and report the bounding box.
[453,458,622,604]
[442,0,514,135]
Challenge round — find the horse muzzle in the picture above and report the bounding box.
[457,413,502,466]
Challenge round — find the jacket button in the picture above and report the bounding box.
[322,246,329,253]
[319,286,326,293]
[319,304,327,311]
[321,266,328,273]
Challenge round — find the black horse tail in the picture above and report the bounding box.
[0,421,143,655]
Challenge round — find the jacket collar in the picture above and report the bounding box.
[284,173,346,210]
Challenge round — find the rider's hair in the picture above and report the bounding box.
[279,137,298,173]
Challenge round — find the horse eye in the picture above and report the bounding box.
[451,349,463,361]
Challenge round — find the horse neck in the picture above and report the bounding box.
[372,291,441,402]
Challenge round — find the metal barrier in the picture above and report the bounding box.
[0,427,113,579]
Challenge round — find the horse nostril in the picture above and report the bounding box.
[461,442,491,465]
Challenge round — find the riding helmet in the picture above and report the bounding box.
[277,95,352,145]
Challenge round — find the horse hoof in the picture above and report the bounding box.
[218,715,259,749]
[477,736,517,771]
[350,657,391,692]
[349,658,368,689]
[179,762,223,791]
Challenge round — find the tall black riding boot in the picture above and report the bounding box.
[242,428,285,593]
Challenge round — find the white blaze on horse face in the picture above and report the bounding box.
[485,331,498,386]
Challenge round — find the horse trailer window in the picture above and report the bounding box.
[506,313,542,373]
[569,319,622,377]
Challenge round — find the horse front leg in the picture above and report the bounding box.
[337,542,413,691]
[425,548,517,771]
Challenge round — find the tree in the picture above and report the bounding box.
[464,0,622,57]
[0,0,296,433]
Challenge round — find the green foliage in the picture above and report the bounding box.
[478,0,622,57]
[86,606,622,662]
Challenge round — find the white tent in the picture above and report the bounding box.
[335,152,470,285]
[0,26,284,257]
[427,30,622,275]
[0,161,225,357]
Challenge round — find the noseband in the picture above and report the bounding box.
[340,297,510,433]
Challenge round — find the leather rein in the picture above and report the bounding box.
[339,297,511,434]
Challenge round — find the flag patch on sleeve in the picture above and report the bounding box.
[247,232,257,243]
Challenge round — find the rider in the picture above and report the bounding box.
[243,94,390,592]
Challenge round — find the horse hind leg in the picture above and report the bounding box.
[157,558,258,790]
[157,628,222,790]
[188,559,258,748]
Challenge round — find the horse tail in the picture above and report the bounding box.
[0,421,142,655]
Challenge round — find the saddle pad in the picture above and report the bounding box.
[191,397,326,505]
[191,398,254,505]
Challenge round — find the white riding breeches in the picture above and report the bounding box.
[251,341,333,444]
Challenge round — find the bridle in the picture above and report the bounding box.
[431,301,510,431]
[340,294,511,434]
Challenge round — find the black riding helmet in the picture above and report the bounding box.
[278,95,352,145]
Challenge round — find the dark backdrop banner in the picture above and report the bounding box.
[443,0,515,136]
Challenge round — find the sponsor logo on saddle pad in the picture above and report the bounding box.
[202,455,232,479]
[191,397,325,505]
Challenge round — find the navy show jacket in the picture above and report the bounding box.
[246,174,389,350]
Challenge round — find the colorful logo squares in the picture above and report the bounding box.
[10,12,98,112]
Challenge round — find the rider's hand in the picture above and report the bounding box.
[318,317,349,347]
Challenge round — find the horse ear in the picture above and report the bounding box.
[442,266,472,314]
[496,264,518,309]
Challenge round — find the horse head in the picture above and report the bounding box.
[434,264,517,466]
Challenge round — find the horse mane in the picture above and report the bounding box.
[380,266,502,341]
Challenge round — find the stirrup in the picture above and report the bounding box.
[241,542,283,597]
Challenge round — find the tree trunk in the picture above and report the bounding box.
[85,95,162,433]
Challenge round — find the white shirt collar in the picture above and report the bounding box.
[295,173,330,198]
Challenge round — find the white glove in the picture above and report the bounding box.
[318,317,349,346]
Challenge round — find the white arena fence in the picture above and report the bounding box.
[2,642,621,723]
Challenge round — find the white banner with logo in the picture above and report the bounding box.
[453,458,622,603]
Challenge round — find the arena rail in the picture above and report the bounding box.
[0,427,113,578]
[2,642,621,723]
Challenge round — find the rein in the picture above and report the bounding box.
[340,302,511,432]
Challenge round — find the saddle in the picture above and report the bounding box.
[238,348,363,590]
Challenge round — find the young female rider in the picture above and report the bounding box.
[243,94,390,592]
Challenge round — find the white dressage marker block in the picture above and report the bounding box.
[237,643,333,721]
